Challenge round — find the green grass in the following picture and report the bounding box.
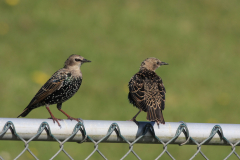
[0,0,240,159]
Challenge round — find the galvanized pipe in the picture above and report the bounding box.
[0,118,239,145]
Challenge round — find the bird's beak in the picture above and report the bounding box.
[82,58,91,63]
[160,62,168,65]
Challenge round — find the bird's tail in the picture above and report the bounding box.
[147,106,165,125]
[17,107,32,118]
[158,110,165,124]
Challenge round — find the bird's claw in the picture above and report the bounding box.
[67,117,80,122]
[128,118,139,125]
[48,117,62,127]
[48,117,63,121]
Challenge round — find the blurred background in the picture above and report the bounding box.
[0,0,240,159]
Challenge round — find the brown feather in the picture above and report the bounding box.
[28,71,67,107]
[128,61,167,125]
[17,54,91,126]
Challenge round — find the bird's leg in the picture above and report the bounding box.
[45,104,61,127]
[59,109,80,122]
[57,103,80,122]
[129,109,142,124]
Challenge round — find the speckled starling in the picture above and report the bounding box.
[128,57,168,126]
[17,55,91,127]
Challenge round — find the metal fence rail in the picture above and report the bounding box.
[0,118,240,160]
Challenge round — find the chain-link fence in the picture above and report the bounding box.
[0,118,240,160]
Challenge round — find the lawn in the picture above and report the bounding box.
[0,0,240,159]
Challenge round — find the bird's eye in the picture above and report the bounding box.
[75,58,81,62]
[157,61,160,65]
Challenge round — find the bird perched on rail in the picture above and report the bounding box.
[17,55,91,127]
[128,57,168,126]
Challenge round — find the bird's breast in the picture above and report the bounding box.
[45,77,82,105]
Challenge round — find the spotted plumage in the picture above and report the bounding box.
[18,55,91,127]
[128,57,168,126]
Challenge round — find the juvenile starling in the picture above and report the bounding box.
[18,55,91,127]
[128,57,168,126]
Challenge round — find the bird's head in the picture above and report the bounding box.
[140,57,168,71]
[64,55,91,69]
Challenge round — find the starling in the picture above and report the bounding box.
[128,57,168,126]
[17,55,91,127]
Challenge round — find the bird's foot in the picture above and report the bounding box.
[48,117,62,127]
[128,118,139,125]
[48,117,63,121]
[67,116,80,122]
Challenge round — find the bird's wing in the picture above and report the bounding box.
[128,73,148,111]
[144,76,166,110]
[144,75,166,123]
[29,70,71,106]
[157,77,166,110]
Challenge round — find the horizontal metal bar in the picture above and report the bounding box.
[0,118,239,145]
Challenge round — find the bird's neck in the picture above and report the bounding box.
[68,66,82,78]
[139,67,156,72]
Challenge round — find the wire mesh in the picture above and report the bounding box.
[0,120,240,160]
